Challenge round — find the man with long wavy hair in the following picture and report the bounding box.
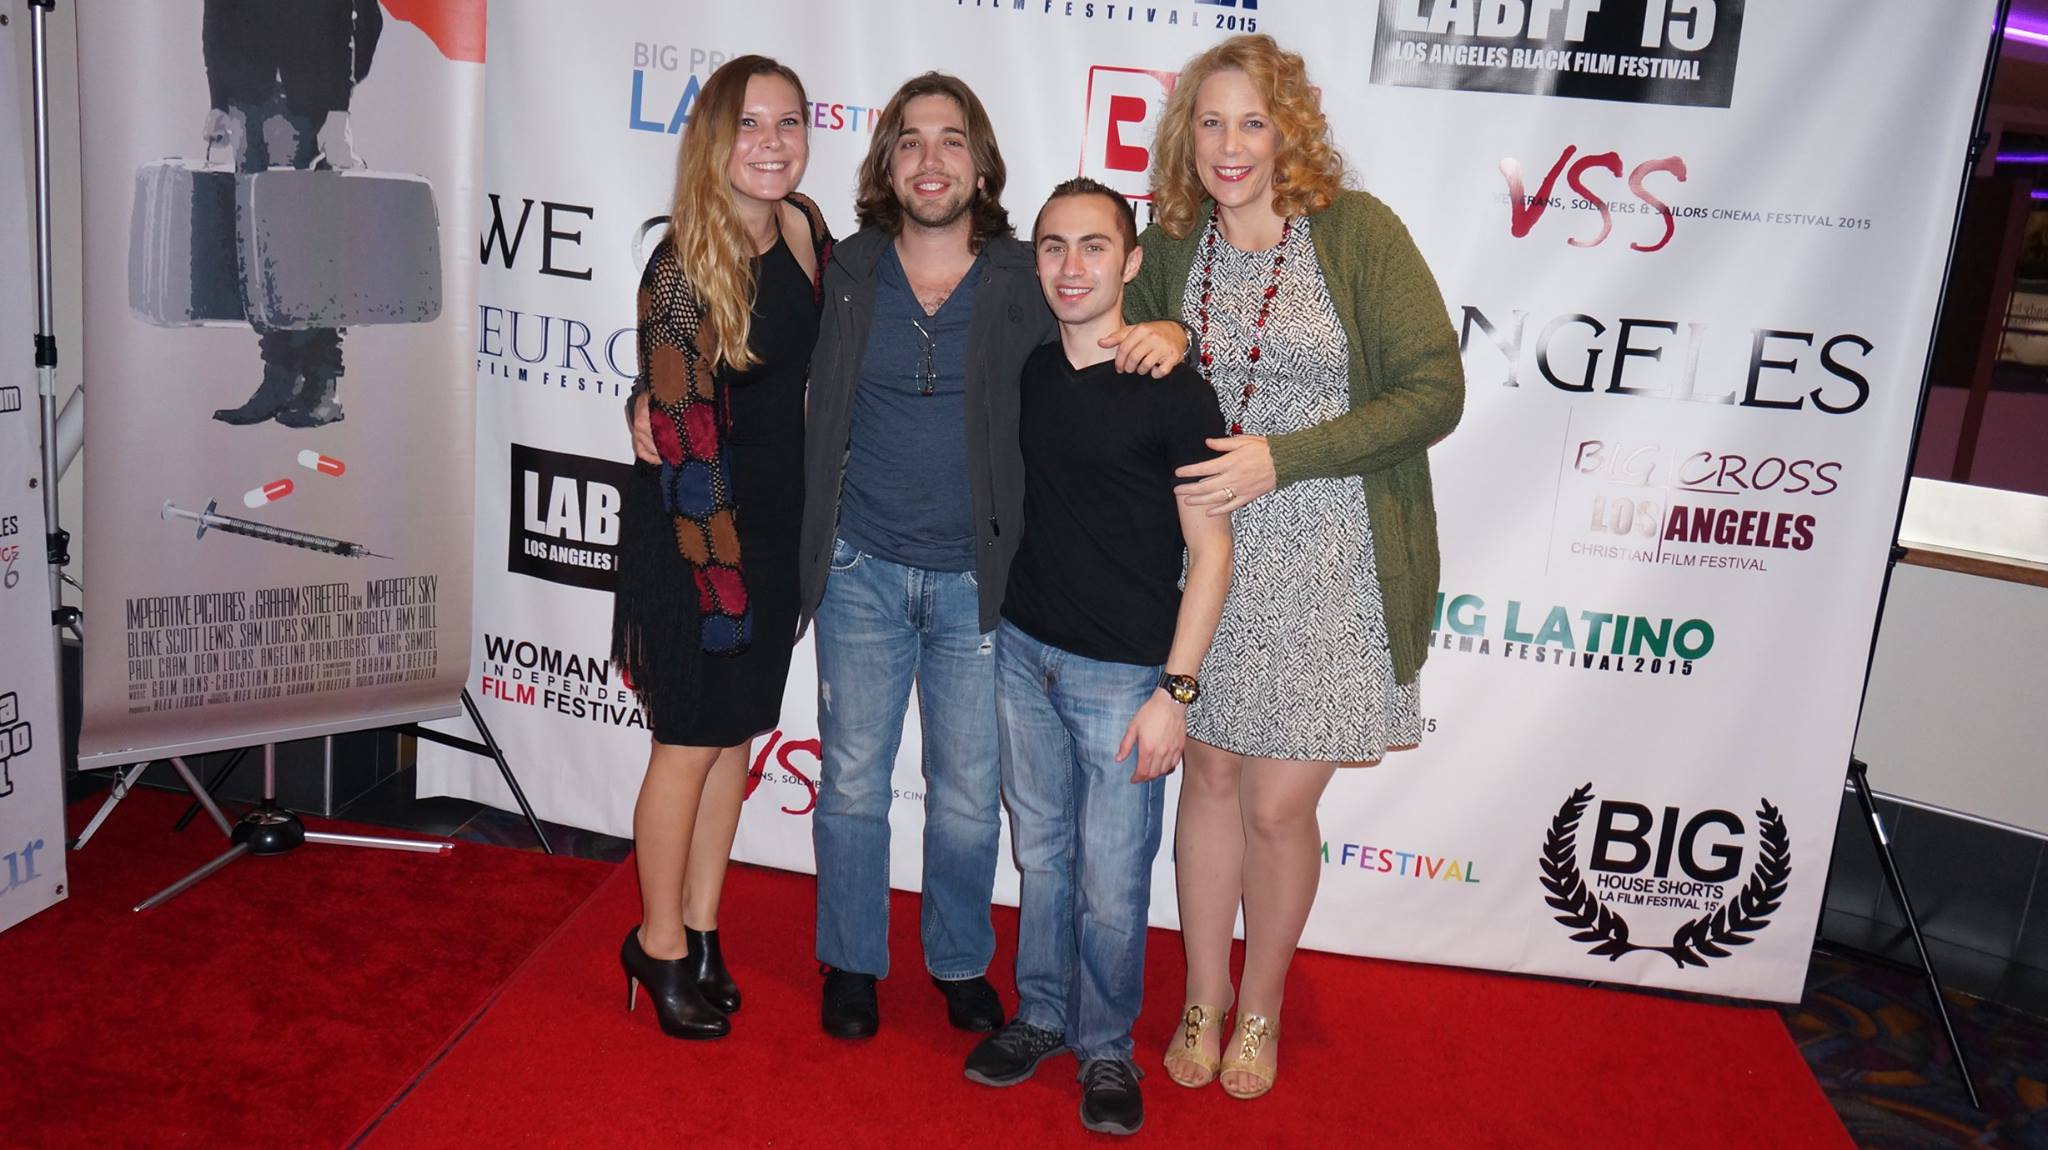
[794,72,1192,1041]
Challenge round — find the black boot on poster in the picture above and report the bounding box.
[621,926,729,1040]
[685,927,741,1014]
[275,370,345,428]
[212,363,301,425]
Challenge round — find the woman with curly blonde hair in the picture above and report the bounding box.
[1123,34,1465,1098]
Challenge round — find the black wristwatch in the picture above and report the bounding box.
[1160,672,1200,706]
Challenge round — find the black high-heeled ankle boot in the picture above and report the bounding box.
[685,927,741,1014]
[620,927,729,1040]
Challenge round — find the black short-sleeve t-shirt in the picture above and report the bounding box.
[1001,342,1226,666]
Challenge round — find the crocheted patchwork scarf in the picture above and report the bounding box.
[641,245,752,654]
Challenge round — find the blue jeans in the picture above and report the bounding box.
[995,621,1167,1062]
[813,537,1001,980]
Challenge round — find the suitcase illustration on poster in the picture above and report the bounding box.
[128,160,245,326]
[236,168,442,329]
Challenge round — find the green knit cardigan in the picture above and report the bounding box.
[1125,189,1465,685]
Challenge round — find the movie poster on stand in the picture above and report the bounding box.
[0,17,69,934]
[75,2,483,767]
[423,0,1995,1002]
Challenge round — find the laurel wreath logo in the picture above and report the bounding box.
[1539,782,1791,968]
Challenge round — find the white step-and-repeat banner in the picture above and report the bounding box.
[0,12,69,934]
[74,2,483,768]
[423,0,1996,1002]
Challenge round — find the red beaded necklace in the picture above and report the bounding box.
[1195,212,1293,436]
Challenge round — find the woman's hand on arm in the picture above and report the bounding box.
[1175,434,1276,517]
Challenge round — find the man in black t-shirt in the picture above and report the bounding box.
[962,179,1230,1137]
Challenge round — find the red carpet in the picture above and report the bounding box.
[363,860,1852,1149]
[0,788,609,1150]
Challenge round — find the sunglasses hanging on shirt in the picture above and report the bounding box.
[911,318,937,397]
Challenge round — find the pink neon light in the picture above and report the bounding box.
[2007,21,2048,47]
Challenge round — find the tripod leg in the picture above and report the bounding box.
[1850,759,1982,1110]
[173,747,249,832]
[134,842,250,912]
[304,830,452,854]
[70,762,150,850]
[461,688,554,855]
[166,756,236,838]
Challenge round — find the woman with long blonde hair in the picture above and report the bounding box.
[613,54,831,1040]
[1123,34,1464,1095]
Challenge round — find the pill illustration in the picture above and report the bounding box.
[297,450,346,477]
[243,479,294,508]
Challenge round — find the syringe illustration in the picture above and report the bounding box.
[162,500,392,559]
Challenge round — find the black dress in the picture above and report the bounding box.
[616,235,819,746]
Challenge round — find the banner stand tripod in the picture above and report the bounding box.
[135,743,451,912]
[157,691,558,855]
[75,685,553,907]
[1811,0,2014,1112]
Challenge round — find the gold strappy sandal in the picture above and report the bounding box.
[1163,1002,1230,1088]
[1219,1013,1279,1099]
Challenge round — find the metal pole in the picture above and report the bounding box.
[133,843,249,912]
[462,689,554,855]
[68,761,146,850]
[1849,761,1981,1109]
[1795,1,2012,1112]
[164,756,235,838]
[173,746,249,831]
[1849,0,2015,742]
[26,0,66,623]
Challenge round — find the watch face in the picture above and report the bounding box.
[1163,674,1199,704]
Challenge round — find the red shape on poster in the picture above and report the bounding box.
[380,0,486,63]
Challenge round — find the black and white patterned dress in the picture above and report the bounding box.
[1183,215,1423,764]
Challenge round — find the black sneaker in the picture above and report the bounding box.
[1078,1059,1144,1136]
[964,1020,1066,1087]
[931,974,1005,1032]
[820,966,879,1039]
